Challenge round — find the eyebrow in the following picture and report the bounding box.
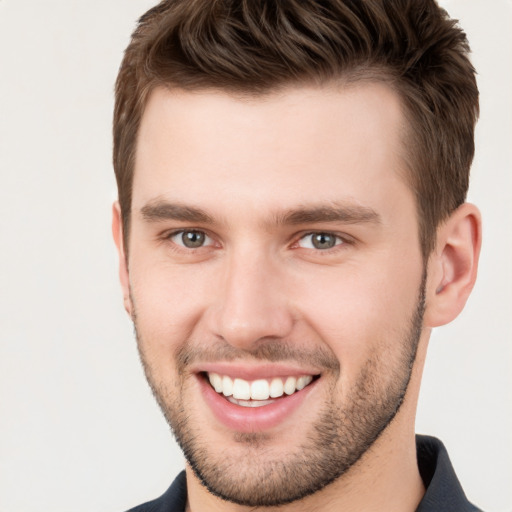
[141,201,214,224]
[140,200,380,227]
[275,204,381,226]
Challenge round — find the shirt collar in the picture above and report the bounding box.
[415,435,481,511]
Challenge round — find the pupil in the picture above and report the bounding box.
[182,231,205,248]
[312,233,335,249]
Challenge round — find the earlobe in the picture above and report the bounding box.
[424,203,482,327]
[112,201,133,318]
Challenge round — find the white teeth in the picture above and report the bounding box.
[232,378,251,400]
[296,375,312,390]
[209,373,314,401]
[208,373,223,393]
[269,377,284,398]
[222,375,233,397]
[251,379,270,400]
[228,397,274,407]
[284,376,297,395]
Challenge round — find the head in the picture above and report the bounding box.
[112,0,480,508]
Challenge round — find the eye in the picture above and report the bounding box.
[170,230,213,249]
[297,232,344,250]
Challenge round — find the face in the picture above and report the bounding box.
[121,84,427,507]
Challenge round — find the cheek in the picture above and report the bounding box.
[129,257,216,358]
[292,259,423,380]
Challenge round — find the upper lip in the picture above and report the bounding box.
[192,362,322,381]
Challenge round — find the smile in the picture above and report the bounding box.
[207,372,315,406]
[196,364,322,431]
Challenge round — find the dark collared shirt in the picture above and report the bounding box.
[126,435,483,511]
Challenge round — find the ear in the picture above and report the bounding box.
[423,203,482,327]
[112,201,133,318]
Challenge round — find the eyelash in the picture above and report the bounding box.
[294,232,351,251]
[163,229,216,250]
[160,229,353,254]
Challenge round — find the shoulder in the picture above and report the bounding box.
[124,471,187,512]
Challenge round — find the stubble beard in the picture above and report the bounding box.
[133,274,426,507]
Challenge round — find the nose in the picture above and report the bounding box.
[209,251,294,350]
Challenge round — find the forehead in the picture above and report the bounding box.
[133,83,411,220]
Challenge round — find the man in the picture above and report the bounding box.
[112,0,482,510]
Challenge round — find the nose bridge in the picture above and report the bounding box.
[212,244,293,348]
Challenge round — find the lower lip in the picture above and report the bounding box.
[198,374,318,433]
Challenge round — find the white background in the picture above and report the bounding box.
[0,1,510,511]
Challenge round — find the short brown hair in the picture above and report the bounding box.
[114,0,479,258]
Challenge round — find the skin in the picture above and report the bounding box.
[113,83,481,512]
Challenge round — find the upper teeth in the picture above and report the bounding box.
[207,373,313,400]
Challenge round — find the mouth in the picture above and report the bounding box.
[204,372,319,408]
[194,362,323,432]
